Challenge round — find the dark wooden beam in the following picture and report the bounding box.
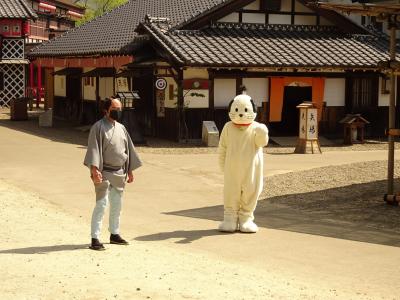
[177,68,184,141]
[208,69,215,119]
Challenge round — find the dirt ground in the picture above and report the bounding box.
[1,109,400,299]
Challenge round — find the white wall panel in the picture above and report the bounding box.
[242,78,268,107]
[379,77,397,107]
[269,14,291,25]
[82,68,96,100]
[214,79,236,107]
[294,15,317,25]
[54,67,66,97]
[324,78,345,107]
[243,0,260,10]
[99,77,114,100]
[218,12,239,23]
[242,13,265,24]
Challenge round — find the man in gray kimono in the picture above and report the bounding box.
[84,97,142,251]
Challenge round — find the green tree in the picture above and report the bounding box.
[74,0,128,26]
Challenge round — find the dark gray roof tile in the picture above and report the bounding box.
[30,0,232,57]
[142,22,400,69]
[0,0,37,19]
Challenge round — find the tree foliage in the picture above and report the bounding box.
[74,0,128,26]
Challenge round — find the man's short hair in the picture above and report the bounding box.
[103,97,116,112]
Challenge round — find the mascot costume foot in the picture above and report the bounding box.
[218,87,269,233]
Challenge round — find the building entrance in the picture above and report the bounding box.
[270,86,312,135]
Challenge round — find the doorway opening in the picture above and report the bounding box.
[270,86,312,135]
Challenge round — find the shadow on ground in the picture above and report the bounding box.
[163,180,400,247]
[134,229,228,244]
[0,244,88,254]
[0,117,88,146]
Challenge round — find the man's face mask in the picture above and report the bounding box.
[109,109,122,121]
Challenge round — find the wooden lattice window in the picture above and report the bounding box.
[352,78,374,108]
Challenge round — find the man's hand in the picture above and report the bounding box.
[91,166,102,183]
[127,171,134,183]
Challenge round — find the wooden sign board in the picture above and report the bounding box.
[295,102,321,154]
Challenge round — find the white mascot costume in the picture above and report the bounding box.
[218,90,269,233]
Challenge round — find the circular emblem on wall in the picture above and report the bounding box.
[155,78,167,90]
[192,81,201,89]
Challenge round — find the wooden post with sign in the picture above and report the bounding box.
[294,102,322,154]
[155,78,166,118]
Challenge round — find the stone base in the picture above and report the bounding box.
[39,109,53,127]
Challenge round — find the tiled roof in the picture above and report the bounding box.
[0,0,38,19]
[140,21,400,69]
[30,0,233,57]
[52,0,85,11]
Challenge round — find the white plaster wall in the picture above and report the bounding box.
[242,13,265,24]
[218,13,240,23]
[294,1,313,13]
[184,90,209,108]
[280,0,292,12]
[54,67,66,97]
[99,77,114,100]
[294,15,317,25]
[378,76,397,107]
[324,78,345,107]
[242,78,268,107]
[82,68,96,101]
[214,79,236,107]
[269,14,291,25]
[165,76,177,108]
[243,0,260,10]
[183,68,209,79]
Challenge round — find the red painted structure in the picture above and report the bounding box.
[0,19,24,37]
[26,0,85,107]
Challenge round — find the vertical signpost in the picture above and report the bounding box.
[295,102,322,154]
[155,78,166,118]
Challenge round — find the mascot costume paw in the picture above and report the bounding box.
[218,88,269,233]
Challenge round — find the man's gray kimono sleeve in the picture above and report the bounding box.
[84,123,103,170]
[124,127,142,172]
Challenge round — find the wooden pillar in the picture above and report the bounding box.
[29,63,34,89]
[29,63,34,111]
[37,64,42,108]
[95,76,100,119]
[387,24,397,195]
[113,76,116,96]
[177,68,183,142]
[44,68,54,110]
[208,69,214,119]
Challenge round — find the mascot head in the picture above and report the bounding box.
[228,87,257,127]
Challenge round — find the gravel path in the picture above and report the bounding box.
[261,160,400,233]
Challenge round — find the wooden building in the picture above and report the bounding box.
[29,0,400,140]
[0,0,37,108]
[25,0,85,107]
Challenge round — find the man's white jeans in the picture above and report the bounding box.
[91,186,123,239]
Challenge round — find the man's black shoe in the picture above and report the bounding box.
[89,238,106,251]
[110,234,129,245]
